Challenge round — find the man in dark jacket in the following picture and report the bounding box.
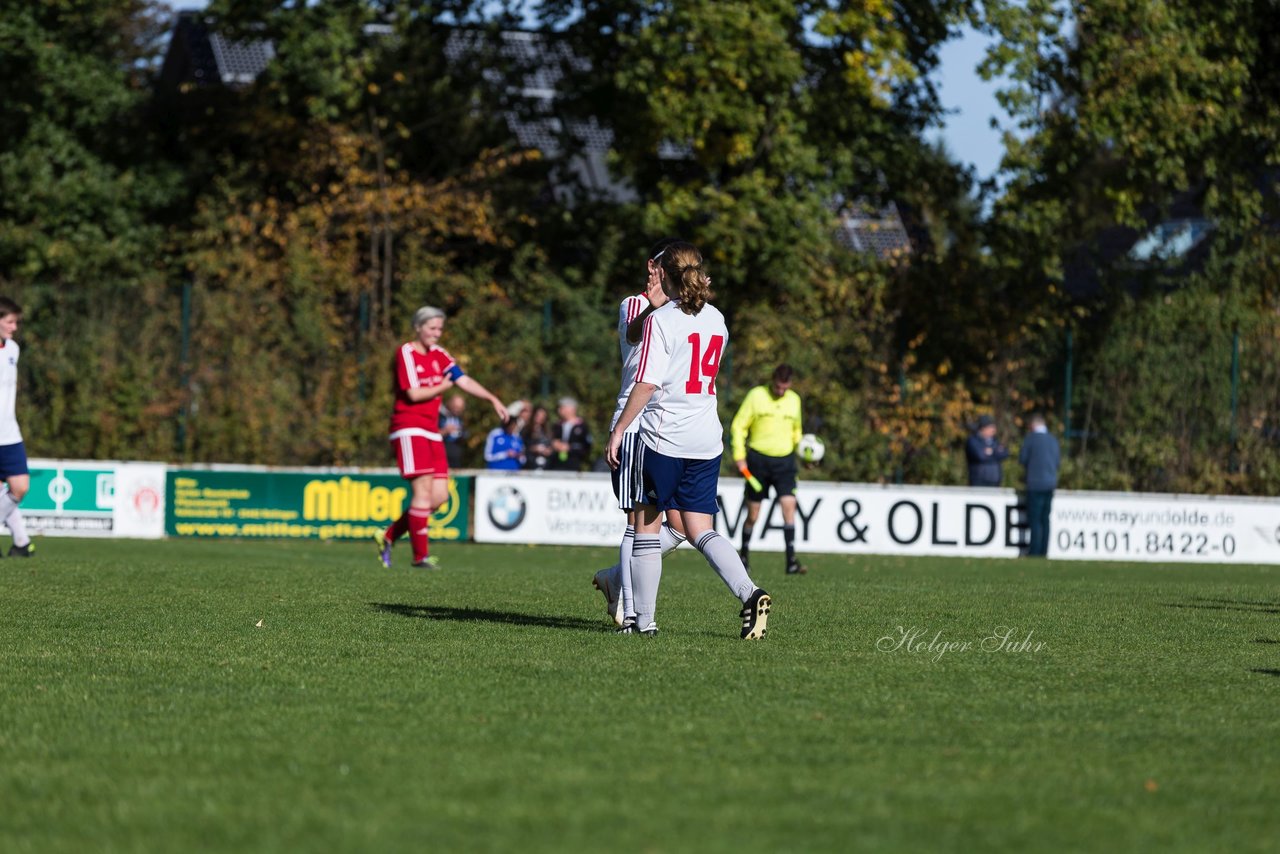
[966,414,1008,487]
[550,396,593,471]
[1018,413,1061,557]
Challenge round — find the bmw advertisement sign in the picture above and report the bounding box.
[487,485,527,531]
[474,474,628,546]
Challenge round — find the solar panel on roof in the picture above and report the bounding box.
[208,33,275,85]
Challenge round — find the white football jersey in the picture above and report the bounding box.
[609,293,650,433]
[634,300,728,460]
[0,339,21,446]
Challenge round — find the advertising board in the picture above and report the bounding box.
[166,467,470,541]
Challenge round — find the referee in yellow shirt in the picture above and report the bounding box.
[730,364,807,575]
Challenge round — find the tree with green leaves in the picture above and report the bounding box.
[0,0,184,458]
[534,0,983,482]
[956,0,1280,492]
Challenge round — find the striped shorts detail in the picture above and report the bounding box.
[611,432,647,510]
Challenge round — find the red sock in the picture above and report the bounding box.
[385,510,411,544]
[408,508,432,562]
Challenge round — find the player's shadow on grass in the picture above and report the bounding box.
[1162,597,1280,615]
[1249,669,1280,678]
[372,602,601,632]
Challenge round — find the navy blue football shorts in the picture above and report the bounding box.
[641,447,720,515]
[0,441,29,478]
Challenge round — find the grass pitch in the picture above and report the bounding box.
[2,538,1278,852]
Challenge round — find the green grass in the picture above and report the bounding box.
[2,539,1278,853]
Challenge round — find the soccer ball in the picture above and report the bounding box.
[797,433,825,464]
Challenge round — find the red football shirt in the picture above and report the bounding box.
[389,343,459,437]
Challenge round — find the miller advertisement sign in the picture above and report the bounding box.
[166,467,470,542]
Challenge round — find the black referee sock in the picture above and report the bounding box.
[783,524,796,564]
[741,525,754,558]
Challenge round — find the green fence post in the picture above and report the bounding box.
[358,292,370,402]
[1230,325,1240,444]
[894,361,906,484]
[1063,327,1074,447]
[177,279,192,457]
[540,298,552,398]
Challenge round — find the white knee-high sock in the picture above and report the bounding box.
[608,522,684,621]
[630,533,663,630]
[659,522,686,555]
[6,506,28,547]
[0,492,27,547]
[694,531,757,603]
[617,525,635,620]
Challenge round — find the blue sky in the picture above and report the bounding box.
[168,1,1006,180]
[929,25,1005,181]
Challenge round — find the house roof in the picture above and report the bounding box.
[155,17,910,253]
[160,12,275,89]
[837,203,913,261]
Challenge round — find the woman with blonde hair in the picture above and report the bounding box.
[606,242,771,638]
[377,306,507,569]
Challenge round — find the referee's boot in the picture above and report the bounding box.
[9,541,34,558]
[785,558,808,576]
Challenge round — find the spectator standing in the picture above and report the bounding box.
[551,396,592,471]
[439,394,468,469]
[966,414,1009,487]
[1018,413,1061,557]
[509,399,531,431]
[484,402,526,470]
[522,404,554,471]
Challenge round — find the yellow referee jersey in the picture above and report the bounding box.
[730,385,803,459]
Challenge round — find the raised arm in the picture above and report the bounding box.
[625,304,660,345]
[456,374,508,423]
[625,266,671,344]
[403,380,452,403]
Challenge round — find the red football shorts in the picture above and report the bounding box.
[390,432,447,479]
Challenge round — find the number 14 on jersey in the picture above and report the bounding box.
[686,333,724,395]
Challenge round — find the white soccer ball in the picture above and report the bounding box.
[797,433,825,464]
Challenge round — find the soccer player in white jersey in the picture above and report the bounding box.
[592,240,689,629]
[0,298,34,557]
[606,243,771,639]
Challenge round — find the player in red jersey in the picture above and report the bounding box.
[376,306,507,568]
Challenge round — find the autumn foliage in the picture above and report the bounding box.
[3,0,1279,493]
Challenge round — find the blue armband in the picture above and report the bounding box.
[445,365,464,381]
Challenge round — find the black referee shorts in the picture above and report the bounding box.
[744,448,798,502]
